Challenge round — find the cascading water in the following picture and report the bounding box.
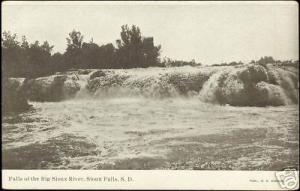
[18,64,298,106]
[2,64,299,170]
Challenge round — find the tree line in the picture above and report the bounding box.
[211,56,299,67]
[2,25,162,78]
[2,25,298,79]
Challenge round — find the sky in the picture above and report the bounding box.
[2,1,299,65]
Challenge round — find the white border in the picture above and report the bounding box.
[2,1,298,6]
[2,1,299,190]
[2,170,299,190]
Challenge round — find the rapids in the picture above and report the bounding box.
[16,64,299,106]
[2,64,299,170]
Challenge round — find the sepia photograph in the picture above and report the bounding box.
[1,1,299,190]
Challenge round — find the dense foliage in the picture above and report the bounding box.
[2,26,298,79]
[2,25,162,78]
[2,32,55,78]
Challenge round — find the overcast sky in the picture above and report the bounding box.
[2,1,299,65]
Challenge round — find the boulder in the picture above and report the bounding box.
[2,78,30,113]
[23,75,80,101]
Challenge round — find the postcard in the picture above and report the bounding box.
[2,1,299,190]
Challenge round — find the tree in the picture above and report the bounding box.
[116,25,161,68]
[66,30,83,49]
[65,30,84,68]
[21,36,29,49]
[25,40,54,77]
[1,31,28,77]
[97,43,117,69]
[2,26,163,77]
[51,52,66,72]
[1,31,19,49]
[81,41,101,68]
[257,56,275,65]
[2,31,55,78]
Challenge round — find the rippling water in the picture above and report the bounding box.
[2,98,299,170]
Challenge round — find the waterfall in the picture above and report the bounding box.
[12,64,298,106]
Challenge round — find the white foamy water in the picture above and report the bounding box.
[2,97,299,169]
[3,65,299,169]
[19,64,298,106]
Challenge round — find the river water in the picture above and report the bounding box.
[2,97,299,170]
